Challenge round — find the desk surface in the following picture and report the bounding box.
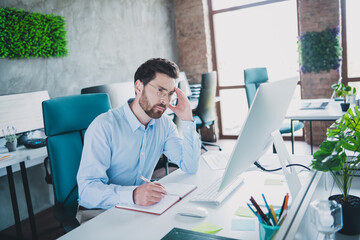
[0,145,47,176]
[286,98,345,121]
[59,154,315,240]
[284,172,360,240]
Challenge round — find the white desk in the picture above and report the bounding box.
[59,154,315,240]
[277,171,360,240]
[286,99,344,154]
[0,146,47,240]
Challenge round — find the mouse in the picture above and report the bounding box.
[177,207,208,218]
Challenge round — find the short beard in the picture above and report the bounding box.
[139,90,166,119]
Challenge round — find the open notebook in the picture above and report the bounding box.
[115,183,197,215]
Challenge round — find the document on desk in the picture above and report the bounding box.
[201,151,230,170]
[115,183,197,215]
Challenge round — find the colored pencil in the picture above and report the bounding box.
[250,196,269,225]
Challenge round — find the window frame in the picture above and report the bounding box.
[341,0,360,85]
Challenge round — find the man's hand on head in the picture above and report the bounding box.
[168,87,193,121]
[133,182,167,206]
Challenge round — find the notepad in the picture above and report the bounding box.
[115,183,197,215]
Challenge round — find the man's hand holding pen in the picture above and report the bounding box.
[133,176,167,206]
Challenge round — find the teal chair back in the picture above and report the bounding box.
[244,68,268,108]
[42,93,111,227]
[244,67,304,154]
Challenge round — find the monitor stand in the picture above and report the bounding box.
[271,130,301,200]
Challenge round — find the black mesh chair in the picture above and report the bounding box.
[193,71,222,151]
[81,82,134,108]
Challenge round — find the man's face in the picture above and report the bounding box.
[139,73,176,119]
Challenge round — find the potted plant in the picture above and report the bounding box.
[311,106,360,235]
[331,83,356,112]
[2,126,19,152]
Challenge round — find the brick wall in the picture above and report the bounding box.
[173,0,212,84]
[173,0,217,141]
[298,0,340,145]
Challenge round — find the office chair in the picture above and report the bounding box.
[193,71,222,152]
[81,82,134,108]
[244,68,304,154]
[42,93,111,232]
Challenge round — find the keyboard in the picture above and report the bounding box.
[300,101,329,110]
[191,176,244,205]
[202,151,230,169]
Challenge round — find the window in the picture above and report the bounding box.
[209,0,300,137]
[342,0,360,88]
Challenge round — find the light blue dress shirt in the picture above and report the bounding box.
[77,99,201,209]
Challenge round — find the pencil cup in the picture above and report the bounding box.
[259,222,280,240]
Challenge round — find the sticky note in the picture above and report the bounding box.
[191,222,222,234]
[231,218,256,231]
[235,206,256,218]
[264,178,284,185]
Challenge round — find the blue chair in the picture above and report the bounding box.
[193,71,222,151]
[42,93,111,232]
[244,68,304,154]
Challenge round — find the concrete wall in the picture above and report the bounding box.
[0,0,178,230]
[0,0,179,98]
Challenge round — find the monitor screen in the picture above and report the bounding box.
[218,77,298,191]
[0,91,50,138]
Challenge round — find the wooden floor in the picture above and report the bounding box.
[0,139,313,240]
[0,207,66,240]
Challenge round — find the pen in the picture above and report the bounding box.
[279,194,287,219]
[247,203,257,216]
[278,210,287,226]
[269,205,278,225]
[250,196,270,225]
[262,194,270,212]
[247,203,263,223]
[0,155,10,160]
[284,193,289,210]
[140,175,151,183]
[139,176,180,197]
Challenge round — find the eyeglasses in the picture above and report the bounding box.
[148,83,175,99]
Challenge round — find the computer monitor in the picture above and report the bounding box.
[218,77,299,191]
[0,91,50,138]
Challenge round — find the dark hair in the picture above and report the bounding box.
[134,58,179,86]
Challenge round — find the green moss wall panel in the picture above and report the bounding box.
[0,7,68,58]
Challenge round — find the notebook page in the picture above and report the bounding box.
[115,183,197,215]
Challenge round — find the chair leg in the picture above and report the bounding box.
[165,158,169,175]
[201,143,209,152]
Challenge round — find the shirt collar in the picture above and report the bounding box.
[123,99,156,132]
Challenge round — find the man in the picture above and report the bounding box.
[77,58,201,214]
